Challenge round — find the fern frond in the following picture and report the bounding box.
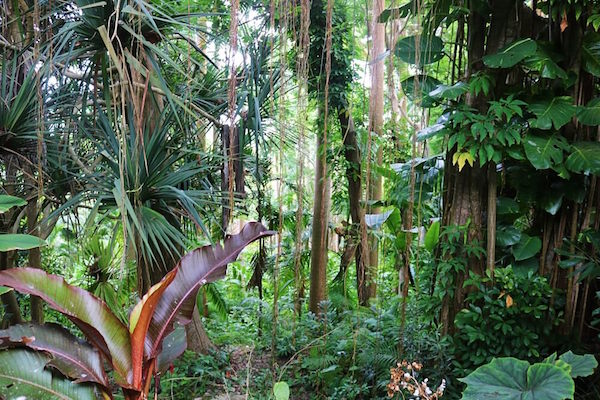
[204,283,229,319]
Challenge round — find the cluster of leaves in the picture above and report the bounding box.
[412,32,600,174]
[444,94,527,170]
[426,224,486,318]
[452,266,561,375]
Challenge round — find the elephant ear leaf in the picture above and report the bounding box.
[146,222,274,359]
[0,268,133,387]
[0,323,108,388]
[0,349,101,400]
[460,357,574,400]
[559,351,598,378]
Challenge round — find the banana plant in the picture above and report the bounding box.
[0,222,273,399]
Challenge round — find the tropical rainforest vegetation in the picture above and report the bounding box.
[2,0,600,398]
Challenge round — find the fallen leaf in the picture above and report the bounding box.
[561,12,568,32]
[506,294,514,308]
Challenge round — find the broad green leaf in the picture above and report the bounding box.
[528,97,576,130]
[512,234,542,261]
[0,268,133,387]
[384,208,402,233]
[460,357,529,399]
[496,197,519,215]
[496,226,521,247]
[582,32,600,77]
[424,220,440,251]
[429,81,468,100]
[524,44,567,79]
[395,35,444,66]
[0,323,108,387]
[273,381,290,400]
[566,142,600,175]
[525,363,574,400]
[417,123,446,141]
[461,357,574,400]
[146,222,273,359]
[576,98,600,126]
[483,39,537,68]
[0,195,26,213]
[541,190,564,215]
[544,352,558,364]
[523,134,567,170]
[0,234,47,252]
[514,257,539,277]
[0,349,101,400]
[400,75,443,108]
[559,351,598,378]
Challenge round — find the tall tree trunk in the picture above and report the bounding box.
[440,159,486,333]
[338,109,369,305]
[486,164,497,277]
[366,0,386,303]
[26,190,44,324]
[440,0,519,334]
[309,107,331,315]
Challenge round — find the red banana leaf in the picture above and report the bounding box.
[0,322,109,388]
[145,222,274,359]
[0,268,133,387]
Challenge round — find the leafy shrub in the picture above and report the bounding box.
[452,266,561,374]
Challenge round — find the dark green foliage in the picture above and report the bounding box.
[307,0,353,110]
[452,267,561,375]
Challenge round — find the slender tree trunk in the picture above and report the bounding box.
[338,109,369,305]
[26,192,44,324]
[486,164,497,277]
[366,0,386,303]
[0,251,23,327]
[185,310,216,354]
[309,107,331,315]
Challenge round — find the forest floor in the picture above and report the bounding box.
[170,345,307,400]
